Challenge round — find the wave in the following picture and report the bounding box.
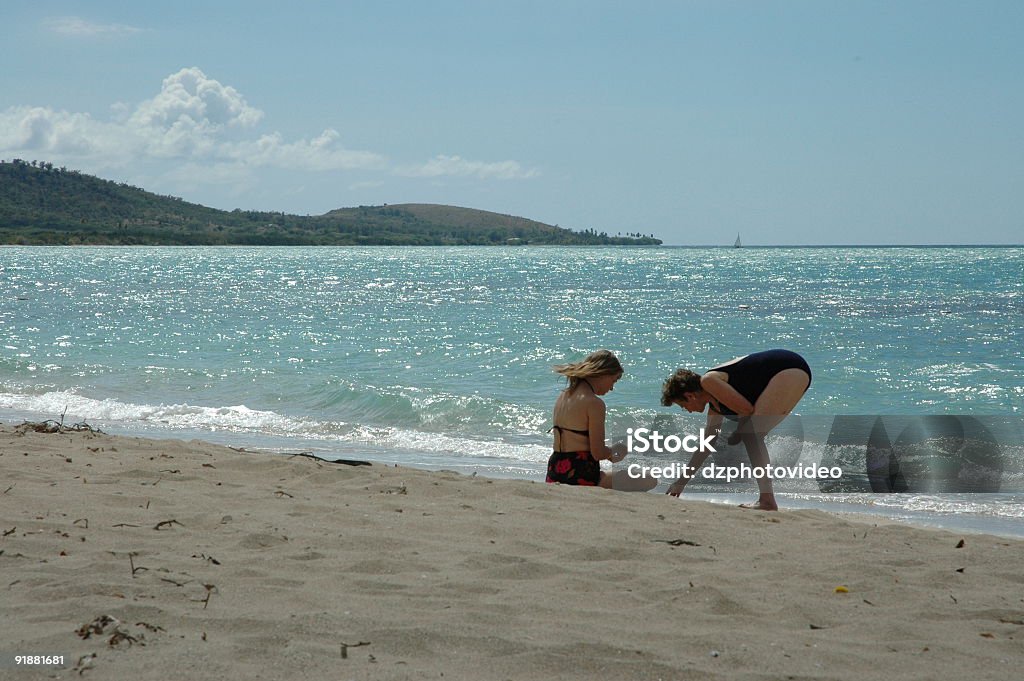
[0,388,552,465]
[0,389,311,433]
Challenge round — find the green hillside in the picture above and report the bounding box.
[0,160,661,246]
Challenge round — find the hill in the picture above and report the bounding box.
[0,160,661,246]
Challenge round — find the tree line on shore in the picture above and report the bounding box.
[0,160,661,246]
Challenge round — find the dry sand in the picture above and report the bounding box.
[1,423,1021,680]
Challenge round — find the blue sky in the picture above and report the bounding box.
[2,1,1022,245]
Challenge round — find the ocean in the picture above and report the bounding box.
[2,245,1022,536]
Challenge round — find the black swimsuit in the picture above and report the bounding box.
[709,349,812,419]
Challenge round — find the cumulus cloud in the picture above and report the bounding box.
[44,16,143,37]
[0,67,535,183]
[0,67,381,172]
[399,154,540,180]
[0,106,127,158]
[130,68,263,132]
[126,67,266,158]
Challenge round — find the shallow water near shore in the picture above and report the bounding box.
[2,245,1021,534]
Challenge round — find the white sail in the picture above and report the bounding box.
[734,233,742,248]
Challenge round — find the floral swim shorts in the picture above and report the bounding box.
[545,450,601,486]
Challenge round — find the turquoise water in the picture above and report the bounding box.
[2,246,1022,534]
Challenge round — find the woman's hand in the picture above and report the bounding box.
[726,416,755,445]
[666,480,686,497]
[608,441,628,463]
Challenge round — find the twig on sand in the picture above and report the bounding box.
[107,629,141,647]
[129,553,148,577]
[340,641,371,659]
[193,584,217,609]
[651,538,702,547]
[650,538,716,554]
[287,451,372,467]
[154,519,184,530]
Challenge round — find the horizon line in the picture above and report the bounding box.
[660,243,1023,248]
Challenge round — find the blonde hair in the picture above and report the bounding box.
[553,349,623,390]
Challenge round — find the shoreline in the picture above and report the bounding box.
[6,414,1022,541]
[2,424,1021,679]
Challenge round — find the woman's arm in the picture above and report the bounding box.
[700,371,754,416]
[667,409,724,495]
[587,397,620,461]
[705,409,724,436]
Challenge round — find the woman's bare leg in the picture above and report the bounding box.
[752,368,810,424]
[738,368,810,510]
[738,433,778,510]
[604,469,658,491]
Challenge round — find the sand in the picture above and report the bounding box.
[1,422,1021,680]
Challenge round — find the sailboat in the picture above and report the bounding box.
[733,233,742,248]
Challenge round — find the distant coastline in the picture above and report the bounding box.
[0,160,661,247]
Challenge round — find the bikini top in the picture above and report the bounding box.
[548,424,589,437]
[547,379,595,443]
[547,424,590,455]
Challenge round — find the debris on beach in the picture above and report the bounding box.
[15,408,103,434]
[76,615,120,639]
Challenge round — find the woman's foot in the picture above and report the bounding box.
[739,493,778,511]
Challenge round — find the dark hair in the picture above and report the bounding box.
[660,368,703,406]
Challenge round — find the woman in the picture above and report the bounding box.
[660,349,812,510]
[546,350,653,491]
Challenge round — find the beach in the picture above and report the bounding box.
[4,246,1022,532]
[1,423,1021,680]
[3,1,1022,676]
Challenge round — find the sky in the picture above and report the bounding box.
[2,1,1022,245]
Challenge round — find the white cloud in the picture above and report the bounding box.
[399,154,540,180]
[0,68,381,173]
[131,68,263,132]
[126,68,265,158]
[44,16,143,37]
[0,68,536,185]
[0,106,129,158]
[223,130,386,171]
